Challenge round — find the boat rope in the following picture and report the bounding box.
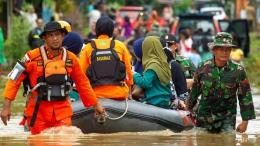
[105,98,128,120]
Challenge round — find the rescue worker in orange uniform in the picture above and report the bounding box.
[0,21,104,135]
[79,16,133,99]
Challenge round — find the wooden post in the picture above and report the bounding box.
[6,0,13,38]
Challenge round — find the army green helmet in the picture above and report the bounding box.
[208,32,236,49]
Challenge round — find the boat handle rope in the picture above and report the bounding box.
[95,98,129,123]
[105,98,128,120]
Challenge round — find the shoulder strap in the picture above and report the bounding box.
[62,47,67,62]
[40,46,48,61]
[62,47,69,78]
[90,40,97,50]
[40,46,67,62]
[109,40,115,50]
[109,40,120,61]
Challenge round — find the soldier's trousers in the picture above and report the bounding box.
[196,115,236,133]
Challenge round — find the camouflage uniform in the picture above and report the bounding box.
[186,32,255,133]
[175,54,196,79]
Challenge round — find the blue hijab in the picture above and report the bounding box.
[62,31,84,55]
[133,37,144,73]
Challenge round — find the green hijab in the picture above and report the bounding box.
[142,36,171,85]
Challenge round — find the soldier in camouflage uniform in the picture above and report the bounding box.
[175,53,196,79]
[160,34,196,90]
[186,32,255,133]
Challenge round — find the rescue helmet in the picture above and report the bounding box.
[58,20,72,33]
[40,21,68,38]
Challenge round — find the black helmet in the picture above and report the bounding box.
[160,34,177,47]
[40,21,68,38]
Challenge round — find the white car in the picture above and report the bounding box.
[200,7,228,20]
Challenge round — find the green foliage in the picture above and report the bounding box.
[55,0,75,14]
[244,33,260,88]
[173,0,192,15]
[21,3,34,12]
[107,0,125,5]
[4,16,31,66]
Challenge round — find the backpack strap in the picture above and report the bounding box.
[61,47,69,80]
[109,40,115,50]
[90,40,97,50]
[40,46,67,62]
[108,40,120,61]
[62,47,67,62]
[40,46,48,61]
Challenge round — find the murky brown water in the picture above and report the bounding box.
[1,95,260,146]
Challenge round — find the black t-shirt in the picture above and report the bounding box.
[170,60,188,96]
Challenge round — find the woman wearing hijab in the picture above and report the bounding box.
[62,31,84,56]
[133,37,144,74]
[133,36,172,109]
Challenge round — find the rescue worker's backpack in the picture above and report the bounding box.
[36,46,72,101]
[87,40,126,86]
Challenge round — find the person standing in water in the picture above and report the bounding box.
[0,21,104,135]
[186,32,255,133]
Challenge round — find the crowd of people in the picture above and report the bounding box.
[0,1,256,135]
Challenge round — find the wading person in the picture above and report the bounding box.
[186,32,255,133]
[0,21,104,135]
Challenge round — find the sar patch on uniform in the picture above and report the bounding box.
[37,61,43,66]
[66,59,73,67]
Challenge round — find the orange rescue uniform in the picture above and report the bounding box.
[2,46,97,134]
[79,35,133,99]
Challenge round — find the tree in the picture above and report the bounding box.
[4,16,31,66]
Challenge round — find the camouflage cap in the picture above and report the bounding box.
[208,32,236,49]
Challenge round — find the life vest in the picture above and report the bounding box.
[30,46,72,101]
[87,40,126,87]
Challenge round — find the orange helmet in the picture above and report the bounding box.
[58,20,72,33]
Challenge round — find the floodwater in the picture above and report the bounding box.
[1,96,260,146]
